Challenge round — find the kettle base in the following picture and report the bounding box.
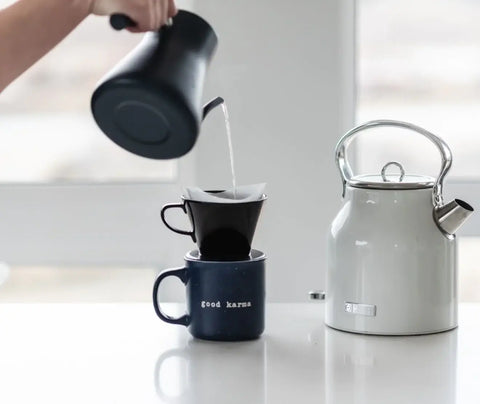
[325,322,457,336]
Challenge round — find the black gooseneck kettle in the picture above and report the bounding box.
[91,10,223,159]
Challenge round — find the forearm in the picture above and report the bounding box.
[0,0,91,92]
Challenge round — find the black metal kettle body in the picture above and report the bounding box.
[91,10,222,159]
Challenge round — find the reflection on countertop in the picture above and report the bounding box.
[0,303,479,403]
[325,327,457,404]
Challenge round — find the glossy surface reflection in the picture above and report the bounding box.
[154,339,266,404]
[0,303,479,403]
[326,326,457,404]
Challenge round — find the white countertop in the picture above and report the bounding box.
[0,303,478,403]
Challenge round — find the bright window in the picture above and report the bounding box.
[357,0,480,302]
[0,0,177,183]
[357,0,480,179]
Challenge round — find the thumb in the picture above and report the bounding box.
[167,0,178,18]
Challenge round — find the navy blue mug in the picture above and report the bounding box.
[153,250,266,341]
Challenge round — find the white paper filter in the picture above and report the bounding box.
[183,184,266,203]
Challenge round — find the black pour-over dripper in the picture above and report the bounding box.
[161,193,267,261]
[91,10,223,159]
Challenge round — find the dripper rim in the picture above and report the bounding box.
[185,249,266,263]
[181,191,267,204]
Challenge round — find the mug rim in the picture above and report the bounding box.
[181,191,267,205]
[185,249,266,263]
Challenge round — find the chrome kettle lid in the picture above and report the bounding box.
[349,161,435,190]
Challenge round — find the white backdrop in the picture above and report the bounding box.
[194,0,355,301]
[0,0,355,302]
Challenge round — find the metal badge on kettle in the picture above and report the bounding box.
[325,120,473,335]
[91,10,223,159]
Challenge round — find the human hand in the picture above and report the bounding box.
[90,0,177,32]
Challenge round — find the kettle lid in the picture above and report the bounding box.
[348,161,435,190]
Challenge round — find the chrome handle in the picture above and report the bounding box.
[335,120,452,207]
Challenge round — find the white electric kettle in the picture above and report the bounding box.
[325,120,473,335]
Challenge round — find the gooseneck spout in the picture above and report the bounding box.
[202,96,224,120]
[434,199,474,235]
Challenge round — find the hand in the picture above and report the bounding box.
[90,0,178,32]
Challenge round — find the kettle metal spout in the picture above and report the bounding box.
[434,199,474,235]
[202,96,224,120]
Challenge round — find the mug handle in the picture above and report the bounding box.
[153,267,191,326]
[160,203,196,242]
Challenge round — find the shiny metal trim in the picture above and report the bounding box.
[325,322,457,335]
[349,173,435,190]
[344,301,376,316]
[335,120,452,207]
[381,161,405,182]
[309,290,325,300]
[348,179,434,190]
[434,199,474,236]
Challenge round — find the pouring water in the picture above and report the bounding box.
[221,102,237,199]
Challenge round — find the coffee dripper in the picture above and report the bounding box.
[161,192,267,261]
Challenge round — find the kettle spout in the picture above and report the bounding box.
[434,199,474,235]
[202,96,224,120]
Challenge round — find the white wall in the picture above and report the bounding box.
[194,0,355,301]
[0,0,354,302]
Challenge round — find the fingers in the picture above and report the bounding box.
[167,0,177,19]
[146,0,176,30]
[155,0,162,27]
[127,0,165,32]
[125,1,152,32]
[91,0,177,32]
[164,0,171,26]
[151,0,160,30]
[157,0,166,27]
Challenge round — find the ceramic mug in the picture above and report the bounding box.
[161,192,266,261]
[153,250,266,341]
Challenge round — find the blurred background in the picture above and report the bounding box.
[0,0,479,302]
[357,0,480,301]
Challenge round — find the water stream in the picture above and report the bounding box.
[221,102,237,199]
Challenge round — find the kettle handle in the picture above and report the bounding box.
[110,14,136,30]
[109,14,173,30]
[335,120,452,207]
